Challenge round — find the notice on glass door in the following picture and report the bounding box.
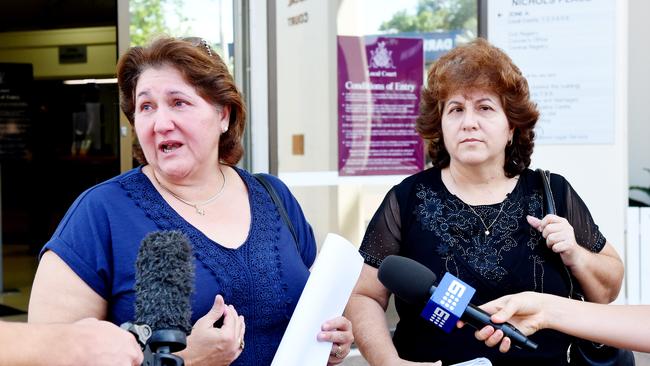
[0,63,33,160]
[337,36,424,176]
[488,0,616,144]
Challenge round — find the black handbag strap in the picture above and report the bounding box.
[253,173,300,252]
[537,168,578,300]
[537,169,633,365]
[537,168,556,216]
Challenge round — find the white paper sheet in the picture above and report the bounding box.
[271,233,364,366]
[451,358,492,366]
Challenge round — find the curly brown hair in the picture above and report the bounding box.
[116,36,246,165]
[416,38,539,177]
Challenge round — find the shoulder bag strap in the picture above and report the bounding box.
[537,168,578,300]
[537,168,557,216]
[253,173,300,252]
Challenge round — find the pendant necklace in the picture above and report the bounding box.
[466,201,505,236]
[153,168,226,215]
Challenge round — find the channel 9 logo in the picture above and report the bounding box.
[421,273,476,333]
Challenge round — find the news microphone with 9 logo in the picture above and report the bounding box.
[378,255,538,351]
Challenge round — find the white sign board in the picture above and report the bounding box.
[487,0,616,144]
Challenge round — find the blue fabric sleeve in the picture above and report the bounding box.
[255,173,317,267]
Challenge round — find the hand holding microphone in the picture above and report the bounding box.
[378,255,538,351]
[471,291,548,353]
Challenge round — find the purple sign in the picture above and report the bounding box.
[338,36,424,176]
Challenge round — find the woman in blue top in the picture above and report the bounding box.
[28,36,353,366]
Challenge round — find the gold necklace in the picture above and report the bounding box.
[153,168,226,215]
[466,202,505,236]
[446,168,506,236]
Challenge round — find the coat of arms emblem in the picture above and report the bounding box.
[369,41,395,69]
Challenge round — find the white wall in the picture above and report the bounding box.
[628,0,650,206]
[276,0,338,173]
[530,2,628,302]
[249,0,270,174]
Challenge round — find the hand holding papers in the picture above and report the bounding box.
[271,233,363,366]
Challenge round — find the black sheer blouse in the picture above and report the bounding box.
[360,168,606,366]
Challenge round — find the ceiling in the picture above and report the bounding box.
[0,0,116,33]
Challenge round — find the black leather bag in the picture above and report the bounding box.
[537,169,635,366]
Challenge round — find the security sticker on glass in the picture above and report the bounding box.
[420,273,476,333]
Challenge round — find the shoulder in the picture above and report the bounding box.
[251,171,289,192]
[244,170,297,204]
[393,167,441,196]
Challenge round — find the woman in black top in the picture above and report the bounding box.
[345,38,624,366]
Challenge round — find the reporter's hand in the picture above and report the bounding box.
[459,292,548,353]
[527,215,585,268]
[69,318,143,366]
[180,295,245,366]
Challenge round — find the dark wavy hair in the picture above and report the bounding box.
[116,36,246,165]
[416,38,539,177]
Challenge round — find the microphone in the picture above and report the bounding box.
[378,255,538,351]
[122,230,195,366]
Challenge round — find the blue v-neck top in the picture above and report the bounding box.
[42,166,317,365]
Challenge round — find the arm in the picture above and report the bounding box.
[474,292,650,353]
[345,264,399,366]
[345,264,440,366]
[567,241,623,303]
[29,250,107,322]
[0,319,143,366]
[527,215,624,303]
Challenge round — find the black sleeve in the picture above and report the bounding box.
[554,175,607,253]
[359,187,402,268]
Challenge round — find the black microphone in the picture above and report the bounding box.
[378,255,538,351]
[123,230,195,366]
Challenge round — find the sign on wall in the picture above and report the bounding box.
[0,63,33,160]
[337,36,424,176]
[487,0,616,144]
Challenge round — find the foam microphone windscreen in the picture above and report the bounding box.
[378,255,437,304]
[134,230,194,334]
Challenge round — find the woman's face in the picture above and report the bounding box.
[441,89,513,169]
[133,64,228,180]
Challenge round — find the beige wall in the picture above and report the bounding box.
[0,26,117,79]
[275,0,398,247]
[629,0,650,205]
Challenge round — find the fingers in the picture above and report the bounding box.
[529,215,578,252]
[318,316,353,344]
[236,315,246,356]
[320,317,354,365]
[498,336,512,353]
[194,295,226,328]
[474,325,495,342]
[321,316,351,332]
[222,304,244,348]
[485,329,505,348]
[490,299,518,324]
[526,215,542,231]
[327,343,347,365]
[476,326,508,351]
[478,295,508,316]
